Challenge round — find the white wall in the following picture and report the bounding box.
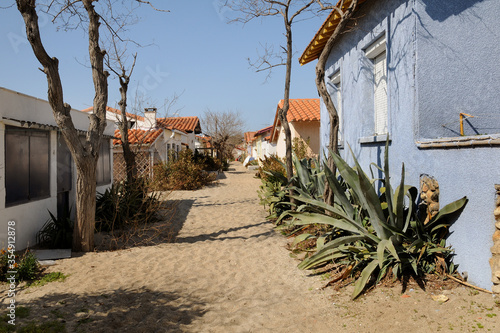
[0,87,114,250]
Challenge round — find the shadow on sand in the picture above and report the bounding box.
[175,221,275,244]
[8,288,206,332]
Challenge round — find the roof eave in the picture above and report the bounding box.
[298,0,367,66]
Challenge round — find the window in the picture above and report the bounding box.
[365,35,388,135]
[96,139,111,185]
[5,126,50,206]
[330,70,342,141]
[57,133,72,193]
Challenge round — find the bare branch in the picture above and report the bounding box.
[134,0,169,12]
[51,0,80,23]
[202,109,244,160]
[289,0,315,22]
[224,0,321,199]
[247,43,286,81]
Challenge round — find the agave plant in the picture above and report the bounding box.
[279,141,468,299]
[290,155,325,201]
[258,180,289,220]
[258,154,327,221]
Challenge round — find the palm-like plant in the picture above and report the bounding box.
[279,141,468,299]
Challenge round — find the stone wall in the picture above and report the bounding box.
[490,185,500,293]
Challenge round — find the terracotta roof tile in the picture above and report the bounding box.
[278,99,320,122]
[157,116,201,134]
[270,98,320,141]
[82,106,145,121]
[255,125,273,136]
[299,0,368,65]
[196,135,213,148]
[113,128,163,146]
[244,131,256,143]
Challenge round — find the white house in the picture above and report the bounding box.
[0,87,114,250]
[253,125,276,161]
[112,126,189,182]
[270,99,321,159]
[82,105,146,130]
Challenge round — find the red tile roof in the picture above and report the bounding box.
[278,99,320,122]
[157,116,201,134]
[113,128,163,146]
[244,131,256,143]
[255,125,273,136]
[271,98,320,141]
[82,106,145,121]
[196,135,213,148]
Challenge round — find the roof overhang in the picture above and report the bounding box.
[299,0,368,65]
[2,117,115,139]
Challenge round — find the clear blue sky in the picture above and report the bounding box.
[1,1,327,132]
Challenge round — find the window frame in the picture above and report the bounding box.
[365,34,388,136]
[5,126,51,207]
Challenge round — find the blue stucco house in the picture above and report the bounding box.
[299,0,500,291]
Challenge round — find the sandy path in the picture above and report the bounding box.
[7,163,335,332]
[4,162,499,332]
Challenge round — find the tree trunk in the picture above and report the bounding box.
[118,77,137,182]
[282,21,295,203]
[316,65,339,206]
[17,0,108,252]
[315,1,358,206]
[73,160,97,251]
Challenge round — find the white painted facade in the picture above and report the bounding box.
[0,87,114,250]
[273,121,320,159]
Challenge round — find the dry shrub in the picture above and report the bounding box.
[94,197,181,251]
[151,149,217,191]
[256,154,287,183]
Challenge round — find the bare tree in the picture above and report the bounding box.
[16,0,109,251]
[223,0,316,196]
[202,109,244,160]
[314,0,359,206]
[15,0,165,251]
[105,36,138,182]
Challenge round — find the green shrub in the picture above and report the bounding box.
[95,177,160,232]
[152,149,216,191]
[0,250,41,282]
[193,150,222,171]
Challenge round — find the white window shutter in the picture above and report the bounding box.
[373,51,387,135]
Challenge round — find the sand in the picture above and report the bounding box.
[2,162,499,332]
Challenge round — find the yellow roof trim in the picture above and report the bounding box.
[298,0,368,66]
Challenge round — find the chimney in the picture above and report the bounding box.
[144,107,157,129]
